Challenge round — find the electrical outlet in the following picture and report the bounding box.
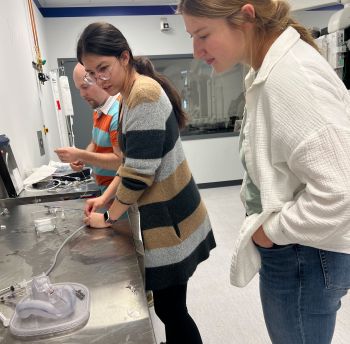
[37,131,45,156]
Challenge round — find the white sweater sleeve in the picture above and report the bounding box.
[263,124,350,246]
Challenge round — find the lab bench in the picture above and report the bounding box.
[0,199,156,344]
[0,180,101,208]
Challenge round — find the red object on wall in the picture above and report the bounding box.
[56,100,61,110]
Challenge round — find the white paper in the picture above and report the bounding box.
[23,165,57,185]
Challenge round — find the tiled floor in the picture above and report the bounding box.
[150,186,350,344]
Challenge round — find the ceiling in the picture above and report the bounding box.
[34,0,342,18]
[36,0,343,10]
[37,0,177,7]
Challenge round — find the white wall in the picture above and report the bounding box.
[44,14,192,70]
[34,4,62,162]
[289,0,338,11]
[182,136,244,184]
[293,10,336,28]
[0,0,59,178]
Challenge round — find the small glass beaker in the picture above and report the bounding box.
[31,210,57,234]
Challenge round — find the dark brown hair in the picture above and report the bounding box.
[77,22,187,129]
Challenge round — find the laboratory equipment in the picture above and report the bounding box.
[0,135,23,198]
[316,2,350,83]
[328,0,350,33]
[31,210,57,233]
[9,274,90,339]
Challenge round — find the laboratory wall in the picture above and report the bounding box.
[43,9,337,70]
[294,10,336,28]
[0,0,60,177]
[44,15,193,70]
[34,4,62,163]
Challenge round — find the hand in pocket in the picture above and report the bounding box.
[252,226,274,248]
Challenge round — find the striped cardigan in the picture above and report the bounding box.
[117,75,216,290]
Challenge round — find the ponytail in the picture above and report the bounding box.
[133,56,188,129]
[274,1,320,52]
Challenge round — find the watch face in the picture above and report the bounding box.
[104,211,109,223]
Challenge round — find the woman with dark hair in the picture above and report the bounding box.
[79,22,216,344]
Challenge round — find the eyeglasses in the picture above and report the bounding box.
[83,59,118,85]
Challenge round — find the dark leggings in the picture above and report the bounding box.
[153,283,203,344]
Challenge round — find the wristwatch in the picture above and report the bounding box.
[103,210,118,224]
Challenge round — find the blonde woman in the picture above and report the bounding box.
[178,1,350,343]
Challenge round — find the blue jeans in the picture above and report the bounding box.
[256,244,350,344]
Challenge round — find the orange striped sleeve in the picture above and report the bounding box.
[110,130,118,147]
[95,175,115,187]
[94,145,114,154]
[95,114,113,133]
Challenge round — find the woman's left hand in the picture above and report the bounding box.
[84,212,111,229]
[252,226,274,248]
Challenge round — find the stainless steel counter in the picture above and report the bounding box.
[0,180,101,208]
[0,200,156,344]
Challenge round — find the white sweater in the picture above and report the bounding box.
[230,27,350,287]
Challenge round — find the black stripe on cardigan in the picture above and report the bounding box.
[122,177,148,191]
[124,130,166,160]
[122,110,179,160]
[163,110,180,156]
[145,229,216,290]
[139,177,201,230]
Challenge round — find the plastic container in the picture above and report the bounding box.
[9,282,90,339]
[31,210,57,233]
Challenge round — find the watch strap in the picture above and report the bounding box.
[104,210,118,224]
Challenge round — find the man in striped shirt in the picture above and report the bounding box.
[55,63,121,193]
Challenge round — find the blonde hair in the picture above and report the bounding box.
[177,0,319,52]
